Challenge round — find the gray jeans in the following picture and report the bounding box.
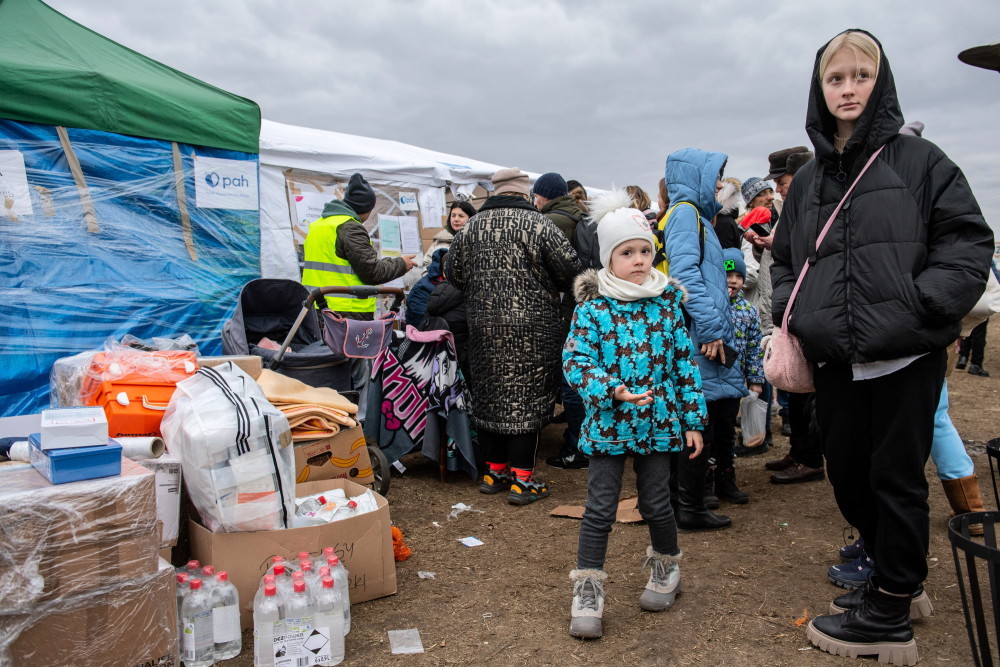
[577,452,679,569]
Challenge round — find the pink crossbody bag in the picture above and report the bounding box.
[763,146,884,392]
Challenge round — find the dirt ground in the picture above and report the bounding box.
[226,325,1000,666]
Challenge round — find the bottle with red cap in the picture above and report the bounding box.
[212,571,242,660]
[253,583,283,667]
[200,565,217,594]
[284,580,316,665]
[175,572,189,651]
[323,550,351,634]
[315,576,345,665]
[296,494,328,517]
[180,578,214,667]
[183,559,201,577]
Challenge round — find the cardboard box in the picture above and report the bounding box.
[140,454,182,547]
[0,459,159,609]
[293,426,373,485]
[198,354,263,379]
[190,478,395,630]
[2,558,178,667]
[39,407,108,449]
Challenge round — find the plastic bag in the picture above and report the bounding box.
[161,361,295,533]
[739,390,768,448]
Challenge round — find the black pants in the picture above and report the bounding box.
[706,398,740,470]
[788,392,823,468]
[960,320,988,367]
[480,430,539,470]
[577,453,678,568]
[814,350,945,595]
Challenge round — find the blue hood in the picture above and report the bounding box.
[664,149,727,221]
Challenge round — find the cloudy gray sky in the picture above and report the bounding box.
[48,0,1000,232]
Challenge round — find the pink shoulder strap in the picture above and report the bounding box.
[781,146,885,331]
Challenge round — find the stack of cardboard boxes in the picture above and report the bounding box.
[0,458,177,666]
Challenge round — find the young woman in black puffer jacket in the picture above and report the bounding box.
[771,30,994,663]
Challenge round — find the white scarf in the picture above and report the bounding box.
[596,268,669,302]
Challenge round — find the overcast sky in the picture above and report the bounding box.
[48,0,1000,232]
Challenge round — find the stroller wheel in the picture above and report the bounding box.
[366,440,391,497]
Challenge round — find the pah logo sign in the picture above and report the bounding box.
[193,156,258,210]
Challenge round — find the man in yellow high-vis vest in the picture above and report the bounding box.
[302,172,415,320]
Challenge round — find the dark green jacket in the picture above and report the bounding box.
[541,195,585,245]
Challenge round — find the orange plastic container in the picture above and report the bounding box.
[81,350,198,438]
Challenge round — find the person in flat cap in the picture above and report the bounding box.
[766,146,813,203]
[446,168,582,505]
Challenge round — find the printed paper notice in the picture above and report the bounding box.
[0,150,33,217]
[292,190,336,244]
[193,155,258,210]
[418,187,445,227]
[398,192,419,212]
[399,216,422,254]
[379,215,402,256]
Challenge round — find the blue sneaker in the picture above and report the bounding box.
[828,552,874,589]
[838,537,864,562]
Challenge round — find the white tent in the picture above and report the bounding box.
[259,119,604,280]
[261,119,527,279]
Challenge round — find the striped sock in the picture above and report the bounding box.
[487,462,508,475]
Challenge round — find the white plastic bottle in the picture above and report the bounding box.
[212,571,242,660]
[284,580,316,667]
[324,554,351,634]
[175,572,190,650]
[315,576,345,666]
[253,583,282,667]
[180,578,215,667]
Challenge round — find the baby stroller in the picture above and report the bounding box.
[223,280,403,495]
[222,279,351,390]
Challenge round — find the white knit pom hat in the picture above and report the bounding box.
[590,189,657,268]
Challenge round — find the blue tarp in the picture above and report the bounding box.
[0,119,260,415]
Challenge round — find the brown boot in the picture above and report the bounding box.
[942,474,986,536]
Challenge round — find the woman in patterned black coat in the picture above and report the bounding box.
[446,168,581,505]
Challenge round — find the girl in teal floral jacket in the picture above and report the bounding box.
[563,190,707,640]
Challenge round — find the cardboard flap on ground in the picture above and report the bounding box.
[189,478,395,630]
[294,425,373,485]
[550,496,644,523]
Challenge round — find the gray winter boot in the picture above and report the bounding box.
[569,569,607,639]
[638,547,681,612]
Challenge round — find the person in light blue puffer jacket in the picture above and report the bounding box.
[660,148,748,532]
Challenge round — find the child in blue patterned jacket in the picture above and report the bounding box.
[706,248,765,506]
[563,190,708,640]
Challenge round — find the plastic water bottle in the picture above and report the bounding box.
[268,555,289,577]
[253,583,282,667]
[200,565,217,594]
[291,571,315,606]
[300,560,319,592]
[315,576,345,666]
[175,572,189,650]
[184,559,202,577]
[330,500,358,521]
[180,578,215,667]
[324,554,351,634]
[212,571,242,660]
[284,580,316,666]
[296,495,327,517]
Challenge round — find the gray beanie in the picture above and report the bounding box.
[741,177,774,206]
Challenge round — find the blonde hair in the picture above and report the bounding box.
[818,31,881,83]
[625,185,651,212]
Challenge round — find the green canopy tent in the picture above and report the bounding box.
[0,0,263,416]
[0,0,259,152]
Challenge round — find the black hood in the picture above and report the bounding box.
[805,30,904,171]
